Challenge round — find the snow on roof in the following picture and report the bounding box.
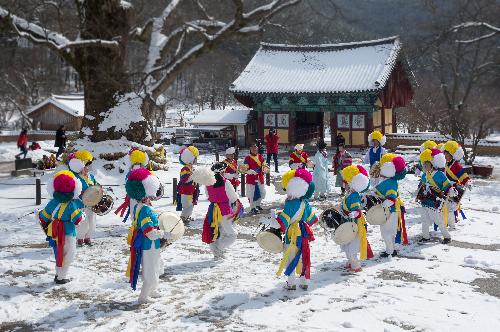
[230,36,402,94]
[27,94,84,117]
[190,109,251,126]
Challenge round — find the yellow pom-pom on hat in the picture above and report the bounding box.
[380,153,396,166]
[444,140,464,161]
[281,169,296,190]
[342,164,370,192]
[74,149,93,162]
[56,170,76,179]
[342,165,360,183]
[368,130,386,146]
[130,149,148,166]
[436,143,445,151]
[420,140,437,152]
[187,146,199,158]
[419,149,433,163]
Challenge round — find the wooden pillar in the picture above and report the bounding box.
[35,178,41,206]
[392,109,397,133]
[257,111,264,142]
[289,111,296,144]
[240,174,246,197]
[366,111,374,146]
[172,178,178,204]
[381,107,386,134]
[330,110,336,147]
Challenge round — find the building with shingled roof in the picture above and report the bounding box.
[230,36,414,146]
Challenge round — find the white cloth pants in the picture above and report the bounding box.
[447,202,459,229]
[421,207,451,239]
[246,183,266,209]
[56,236,76,279]
[380,212,398,255]
[210,216,237,256]
[283,243,307,286]
[77,208,96,240]
[180,194,194,218]
[341,235,361,269]
[139,247,163,302]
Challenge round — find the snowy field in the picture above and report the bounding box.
[0,143,499,331]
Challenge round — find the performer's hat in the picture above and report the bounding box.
[179,145,199,165]
[420,148,446,169]
[68,149,94,173]
[294,143,304,151]
[125,168,161,201]
[129,147,149,166]
[225,147,235,155]
[191,166,216,186]
[46,170,83,202]
[443,140,464,161]
[342,165,370,193]
[368,130,386,146]
[281,168,314,199]
[211,162,227,174]
[420,140,437,153]
[380,153,407,179]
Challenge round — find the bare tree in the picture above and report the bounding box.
[0,0,301,144]
[412,0,500,163]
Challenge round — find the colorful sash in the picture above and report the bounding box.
[47,203,69,267]
[126,205,145,291]
[202,203,223,244]
[224,160,238,173]
[292,151,306,164]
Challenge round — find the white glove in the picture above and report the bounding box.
[414,168,421,177]
[224,173,236,179]
[163,231,172,240]
[349,210,360,219]
[145,229,163,240]
[382,199,394,208]
[448,188,458,198]
[246,169,257,175]
[269,218,281,229]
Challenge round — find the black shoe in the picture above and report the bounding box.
[54,275,58,282]
[442,238,451,244]
[380,251,390,258]
[256,206,263,211]
[251,208,259,215]
[55,278,71,284]
[418,237,431,244]
[392,250,398,257]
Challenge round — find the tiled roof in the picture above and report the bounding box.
[190,109,251,125]
[230,36,402,95]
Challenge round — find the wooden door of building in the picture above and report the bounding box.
[332,112,367,147]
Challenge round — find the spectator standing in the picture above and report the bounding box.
[335,132,345,148]
[264,128,279,172]
[15,128,28,159]
[55,125,67,160]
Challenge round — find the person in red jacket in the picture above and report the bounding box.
[15,129,28,159]
[244,143,267,215]
[223,147,240,190]
[265,128,279,172]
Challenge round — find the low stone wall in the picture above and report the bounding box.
[0,134,56,143]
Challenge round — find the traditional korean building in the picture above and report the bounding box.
[230,36,414,146]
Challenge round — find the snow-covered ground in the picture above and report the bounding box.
[1,144,499,331]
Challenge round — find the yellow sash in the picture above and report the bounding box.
[47,203,69,238]
[358,213,368,261]
[292,151,306,164]
[211,203,223,242]
[126,205,144,278]
[224,160,237,172]
[248,154,262,167]
[425,172,448,226]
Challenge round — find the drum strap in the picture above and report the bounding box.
[276,202,305,277]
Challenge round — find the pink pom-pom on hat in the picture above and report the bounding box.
[128,167,151,181]
[53,174,76,193]
[295,168,312,184]
[393,156,406,173]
